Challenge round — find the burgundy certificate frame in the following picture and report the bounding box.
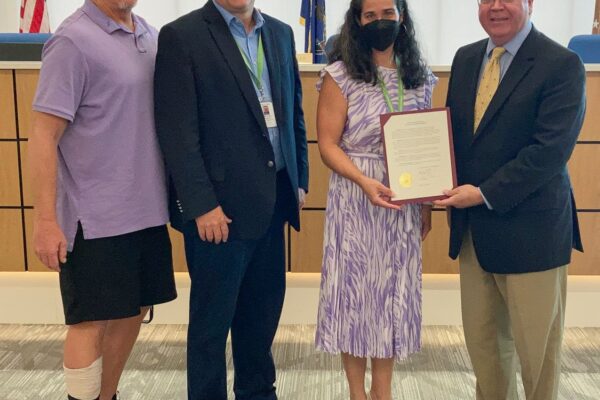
[380,107,457,205]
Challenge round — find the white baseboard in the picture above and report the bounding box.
[1,272,599,327]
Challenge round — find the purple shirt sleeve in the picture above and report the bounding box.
[33,35,88,122]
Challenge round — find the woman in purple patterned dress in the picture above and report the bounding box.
[315,0,437,399]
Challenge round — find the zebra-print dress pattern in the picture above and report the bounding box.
[315,61,438,360]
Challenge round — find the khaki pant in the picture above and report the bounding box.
[459,230,567,400]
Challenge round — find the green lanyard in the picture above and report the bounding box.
[236,34,265,96]
[378,69,404,113]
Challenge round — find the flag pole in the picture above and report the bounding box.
[593,0,600,34]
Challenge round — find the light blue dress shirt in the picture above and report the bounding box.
[213,0,284,171]
[479,20,533,84]
[477,21,533,209]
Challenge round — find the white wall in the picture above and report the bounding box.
[0,0,597,65]
[0,0,19,33]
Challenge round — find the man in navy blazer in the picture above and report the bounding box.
[154,1,309,399]
[436,1,585,399]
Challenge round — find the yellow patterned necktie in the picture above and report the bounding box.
[474,47,506,131]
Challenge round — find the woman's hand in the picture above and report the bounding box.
[421,204,432,240]
[358,177,402,210]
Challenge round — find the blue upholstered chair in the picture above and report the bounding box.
[568,35,600,63]
[0,33,52,43]
[323,34,339,63]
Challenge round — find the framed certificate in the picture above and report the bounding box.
[380,107,457,205]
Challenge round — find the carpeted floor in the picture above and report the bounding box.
[0,325,599,399]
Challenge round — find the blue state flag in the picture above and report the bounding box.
[300,0,327,63]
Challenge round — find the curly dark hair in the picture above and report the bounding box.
[329,0,428,89]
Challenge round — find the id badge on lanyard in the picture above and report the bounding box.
[261,101,277,128]
[238,35,278,129]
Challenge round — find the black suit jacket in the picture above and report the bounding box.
[446,27,585,274]
[154,1,309,239]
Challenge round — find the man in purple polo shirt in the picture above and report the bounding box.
[28,1,177,399]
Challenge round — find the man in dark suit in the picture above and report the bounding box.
[435,1,585,399]
[153,1,309,399]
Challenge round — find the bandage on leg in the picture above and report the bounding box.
[64,357,102,400]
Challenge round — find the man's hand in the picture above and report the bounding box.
[33,219,67,272]
[421,205,432,240]
[298,188,306,209]
[434,185,484,209]
[195,206,233,244]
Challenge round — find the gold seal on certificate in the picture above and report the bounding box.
[380,108,457,204]
[399,172,412,188]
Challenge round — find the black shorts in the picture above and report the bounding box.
[59,223,177,325]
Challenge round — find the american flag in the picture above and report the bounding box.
[20,0,50,33]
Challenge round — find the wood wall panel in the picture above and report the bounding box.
[2,68,600,277]
[0,70,16,139]
[290,210,325,273]
[168,226,188,273]
[15,70,39,139]
[300,72,320,141]
[305,143,330,209]
[0,210,25,271]
[285,226,289,271]
[24,210,46,272]
[570,213,600,275]
[569,144,600,209]
[422,210,459,274]
[580,72,600,142]
[0,142,21,206]
[431,73,449,109]
[19,141,33,207]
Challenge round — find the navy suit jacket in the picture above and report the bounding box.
[446,27,585,274]
[154,1,309,239]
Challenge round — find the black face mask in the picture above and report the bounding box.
[360,19,400,51]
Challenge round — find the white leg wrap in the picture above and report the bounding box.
[64,357,103,400]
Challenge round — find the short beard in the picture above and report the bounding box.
[114,0,137,12]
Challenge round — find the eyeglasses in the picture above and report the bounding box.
[477,0,517,4]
